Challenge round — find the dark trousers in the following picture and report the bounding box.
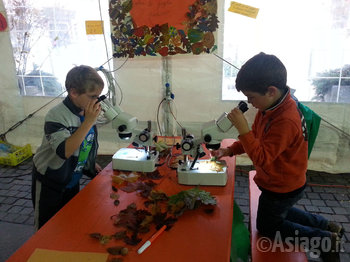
[32,176,79,229]
[257,190,330,240]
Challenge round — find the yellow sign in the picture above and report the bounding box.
[85,20,104,35]
[228,1,259,19]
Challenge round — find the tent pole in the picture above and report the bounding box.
[162,56,174,136]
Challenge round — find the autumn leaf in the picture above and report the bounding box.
[113,230,127,240]
[168,187,216,216]
[124,232,142,246]
[120,181,158,198]
[140,169,163,180]
[114,203,152,232]
[107,246,128,256]
[110,192,120,200]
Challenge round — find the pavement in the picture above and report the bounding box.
[0,157,349,261]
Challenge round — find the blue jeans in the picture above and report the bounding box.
[256,189,331,240]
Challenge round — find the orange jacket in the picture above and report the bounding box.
[229,91,308,193]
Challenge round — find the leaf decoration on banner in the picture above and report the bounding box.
[109,0,219,57]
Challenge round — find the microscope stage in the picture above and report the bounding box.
[112,148,159,172]
[177,160,228,186]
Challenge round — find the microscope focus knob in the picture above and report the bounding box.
[182,141,193,151]
[139,132,150,142]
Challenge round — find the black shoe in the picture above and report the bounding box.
[327,221,344,238]
[320,233,341,262]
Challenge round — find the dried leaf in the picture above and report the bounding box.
[124,233,142,246]
[110,192,120,200]
[89,233,112,245]
[149,190,168,201]
[107,246,128,256]
[113,230,127,240]
[89,233,102,240]
[114,203,152,232]
[120,181,157,199]
[140,169,163,180]
[112,173,139,185]
[100,235,113,245]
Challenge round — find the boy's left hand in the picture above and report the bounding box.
[227,108,250,135]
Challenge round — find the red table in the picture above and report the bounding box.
[8,139,236,262]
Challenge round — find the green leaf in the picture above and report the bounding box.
[168,187,216,216]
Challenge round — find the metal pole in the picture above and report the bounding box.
[161,56,174,136]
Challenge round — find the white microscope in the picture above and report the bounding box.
[177,101,248,186]
[98,95,159,172]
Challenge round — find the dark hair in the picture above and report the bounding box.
[235,52,287,95]
[65,65,104,94]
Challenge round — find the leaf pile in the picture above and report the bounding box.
[113,203,151,245]
[90,176,217,259]
[139,169,163,180]
[120,180,157,198]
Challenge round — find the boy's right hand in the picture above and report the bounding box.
[84,99,101,125]
[211,148,232,159]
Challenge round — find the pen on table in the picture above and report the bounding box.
[137,225,167,254]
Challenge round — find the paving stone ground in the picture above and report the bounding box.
[235,165,350,262]
[1,156,349,261]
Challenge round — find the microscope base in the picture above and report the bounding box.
[177,160,227,186]
[112,148,159,172]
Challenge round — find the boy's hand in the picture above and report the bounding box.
[84,99,101,125]
[211,148,232,159]
[227,108,250,135]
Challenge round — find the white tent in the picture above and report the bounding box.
[0,0,349,174]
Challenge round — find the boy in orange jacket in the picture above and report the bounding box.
[212,53,343,261]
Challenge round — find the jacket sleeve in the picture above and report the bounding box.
[238,118,299,168]
[227,140,245,156]
[44,111,72,160]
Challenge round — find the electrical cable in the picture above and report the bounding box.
[168,100,183,130]
[114,78,124,105]
[109,56,129,72]
[97,0,127,108]
[98,0,112,72]
[156,98,166,136]
[0,90,66,141]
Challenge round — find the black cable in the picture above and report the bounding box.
[320,116,350,140]
[212,53,240,70]
[0,90,66,141]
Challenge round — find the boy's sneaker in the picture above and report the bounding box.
[320,233,341,262]
[327,221,344,238]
